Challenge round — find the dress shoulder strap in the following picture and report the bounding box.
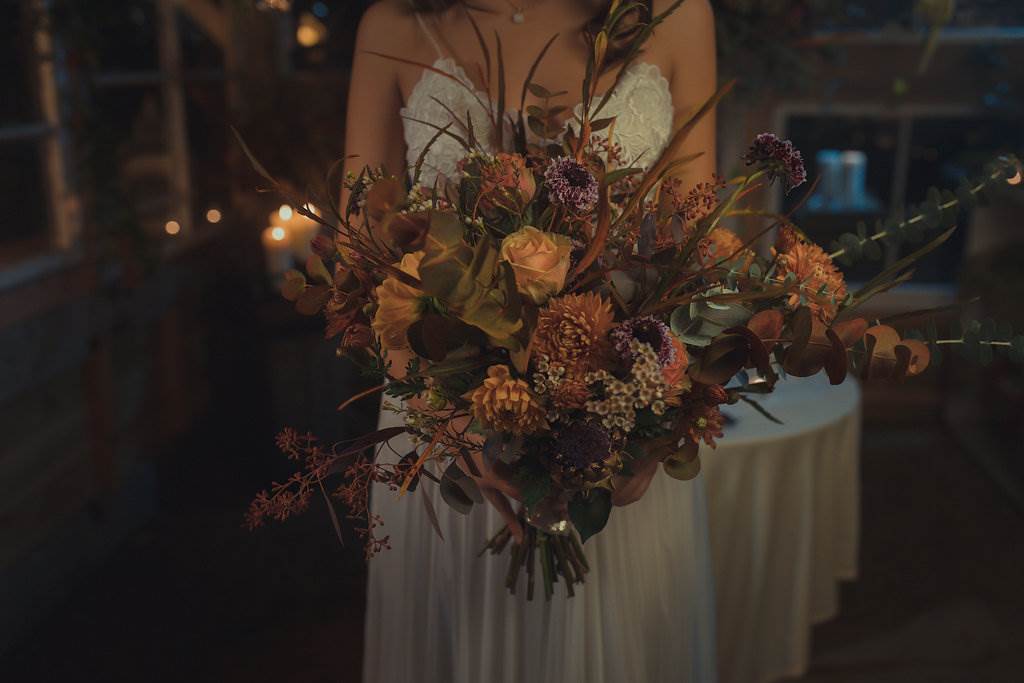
[414,13,446,60]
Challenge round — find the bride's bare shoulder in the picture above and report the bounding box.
[649,0,715,65]
[356,0,418,50]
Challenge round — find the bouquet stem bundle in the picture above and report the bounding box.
[482,521,591,601]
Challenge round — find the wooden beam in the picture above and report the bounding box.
[176,0,228,49]
[32,0,77,249]
[157,0,193,236]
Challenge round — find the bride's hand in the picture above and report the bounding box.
[458,448,526,545]
[448,418,526,545]
[610,456,660,507]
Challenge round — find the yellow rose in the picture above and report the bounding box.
[499,226,572,305]
[372,251,425,350]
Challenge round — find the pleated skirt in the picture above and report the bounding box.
[363,409,718,683]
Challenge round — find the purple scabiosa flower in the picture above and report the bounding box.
[544,157,599,214]
[553,421,612,471]
[743,133,807,192]
[611,315,677,368]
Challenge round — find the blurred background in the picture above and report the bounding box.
[0,1,1022,681]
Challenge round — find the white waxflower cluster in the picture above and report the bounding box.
[405,184,432,213]
[584,340,668,433]
[531,354,565,420]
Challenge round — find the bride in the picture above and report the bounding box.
[344,1,719,681]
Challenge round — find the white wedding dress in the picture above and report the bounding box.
[363,18,717,683]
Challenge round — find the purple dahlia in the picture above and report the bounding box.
[611,315,677,368]
[544,157,599,214]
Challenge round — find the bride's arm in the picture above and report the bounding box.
[343,2,408,190]
[660,0,718,191]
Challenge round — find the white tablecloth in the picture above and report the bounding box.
[704,373,862,683]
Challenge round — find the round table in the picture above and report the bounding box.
[703,373,862,683]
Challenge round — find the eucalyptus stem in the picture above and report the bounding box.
[827,169,1006,260]
[934,339,1012,347]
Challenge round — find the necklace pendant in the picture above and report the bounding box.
[511,11,525,24]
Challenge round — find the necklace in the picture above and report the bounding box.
[502,0,533,24]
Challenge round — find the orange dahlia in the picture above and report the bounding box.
[533,292,615,372]
[468,365,547,435]
[691,227,754,272]
[774,238,847,322]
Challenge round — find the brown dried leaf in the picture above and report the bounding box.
[898,339,931,378]
[747,310,784,348]
[824,328,848,385]
[281,270,306,302]
[385,211,431,253]
[862,324,901,379]
[689,333,750,385]
[724,326,771,375]
[295,284,332,316]
[833,318,868,348]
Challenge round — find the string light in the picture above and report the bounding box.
[165,220,181,235]
[270,226,287,241]
[278,204,294,221]
[206,208,223,224]
[1008,170,1022,186]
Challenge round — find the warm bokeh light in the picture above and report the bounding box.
[278,204,294,221]
[1008,170,1022,186]
[165,220,181,235]
[206,208,222,223]
[270,226,287,241]
[296,12,328,48]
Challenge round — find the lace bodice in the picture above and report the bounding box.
[402,58,673,188]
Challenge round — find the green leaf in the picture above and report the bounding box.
[305,254,332,285]
[663,449,702,481]
[440,462,481,515]
[568,489,612,544]
[513,460,553,512]
[526,82,553,99]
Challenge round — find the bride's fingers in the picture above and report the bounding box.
[480,486,525,545]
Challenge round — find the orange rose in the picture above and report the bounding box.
[372,251,425,350]
[499,226,572,304]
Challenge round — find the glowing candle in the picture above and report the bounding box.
[269,204,321,260]
[261,225,293,276]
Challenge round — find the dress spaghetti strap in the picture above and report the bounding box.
[414,13,446,60]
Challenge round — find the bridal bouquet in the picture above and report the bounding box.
[243,1,1023,600]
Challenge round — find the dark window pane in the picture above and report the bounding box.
[90,1,159,71]
[0,0,40,125]
[185,82,228,221]
[180,12,222,71]
[0,140,50,249]
[90,87,170,236]
[784,115,899,282]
